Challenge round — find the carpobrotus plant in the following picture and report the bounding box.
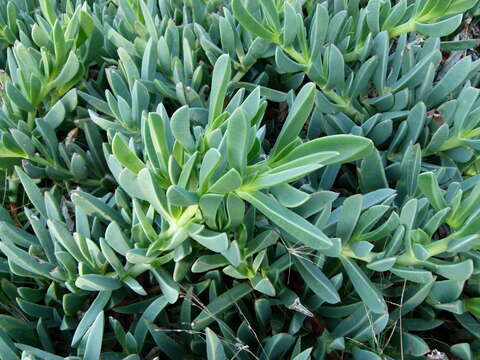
[1,0,480,359]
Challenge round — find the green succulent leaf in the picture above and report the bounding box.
[237,190,332,250]
[232,0,279,41]
[340,256,387,314]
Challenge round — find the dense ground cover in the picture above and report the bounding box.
[1,0,480,359]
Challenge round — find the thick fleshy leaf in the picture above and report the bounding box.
[238,191,332,250]
[190,229,229,253]
[167,185,199,206]
[76,275,123,291]
[418,172,447,211]
[340,256,387,314]
[232,0,278,41]
[271,83,316,155]
[272,135,373,167]
[226,108,249,175]
[248,164,323,190]
[171,105,195,152]
[134,296,169,348]
[0,242,55,279]
[84,311,104,360]
[205,328,226,360]
[208,54,231,125]
[112,134,145,174]
[209,169,242,194]
[192,283,252,330]
[260,333,295,360]
[416,14,463,37]
[72,291,111,346]
[15,167,47,218]
[293,256,340,304]
[151,267,180,303]
[71,190,127,226]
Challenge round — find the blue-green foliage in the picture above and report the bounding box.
[1,0,480,359]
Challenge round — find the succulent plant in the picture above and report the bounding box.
[1,0,480,359]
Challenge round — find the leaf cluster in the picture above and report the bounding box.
[1,0,480,359]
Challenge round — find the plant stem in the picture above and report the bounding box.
[232,69,248,83]
[396,235,454,266]
[389,20,416,38]
[281,45,364,120]
[323,88,361,119]
[283,45,309,65]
